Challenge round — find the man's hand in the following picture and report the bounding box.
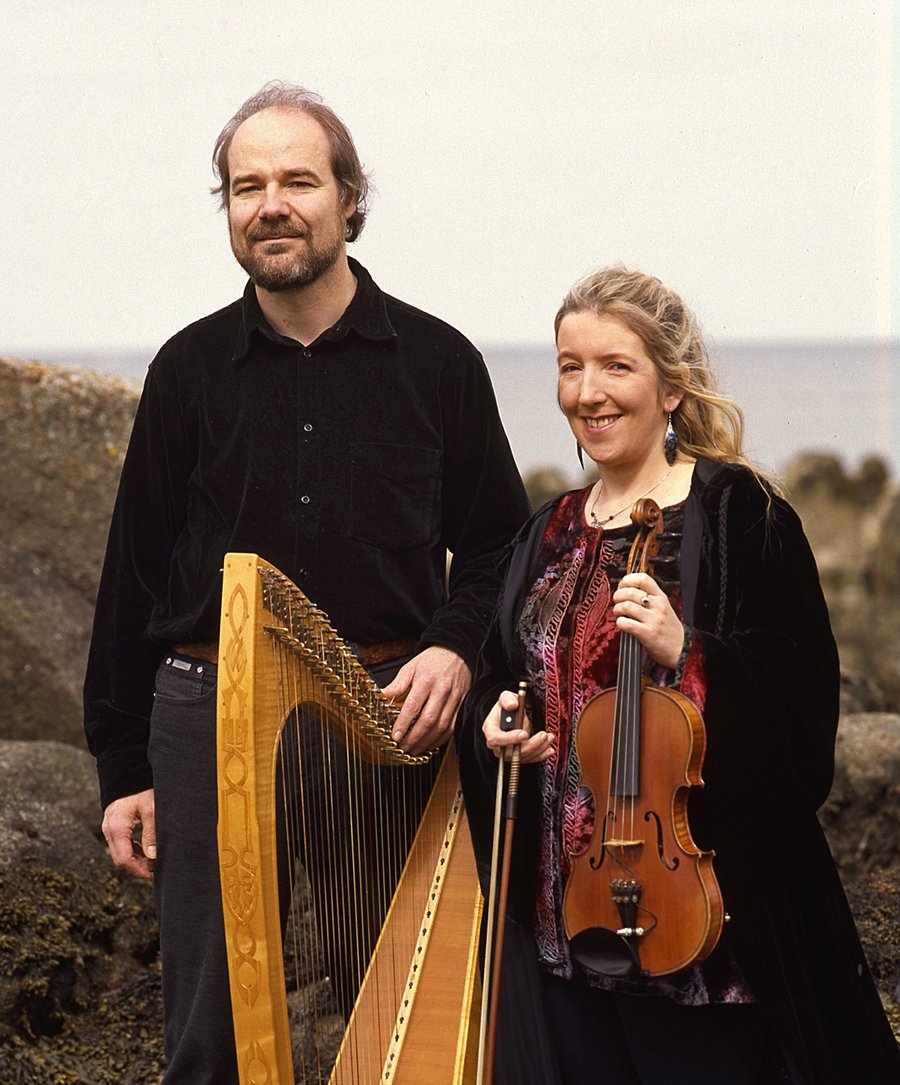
[381,646,472,756]
[101,788,156,880]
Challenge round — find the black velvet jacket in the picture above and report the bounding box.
[457,458,899,1083]
[84,259,530,809]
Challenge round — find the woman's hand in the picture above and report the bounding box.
[613,572,685,670]
[482,689,555,764]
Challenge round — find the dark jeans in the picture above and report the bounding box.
[149,654,227,1085]
[148,652,435,1084]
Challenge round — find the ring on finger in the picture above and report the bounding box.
[640,594,651,608]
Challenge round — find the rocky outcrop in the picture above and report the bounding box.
[0,740,340,1084]
[0,357,140,745]
[819,712,900,1032]
[0,740,163,1084]
[820,712,900,877]
[783,453,900,711]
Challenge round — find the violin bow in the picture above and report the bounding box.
[477,681,528,1085]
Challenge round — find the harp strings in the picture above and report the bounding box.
[262,569,435,1083]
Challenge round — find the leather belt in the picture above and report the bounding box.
[353,637,418,668]
[171,641,220,665]
[171,637,419,669]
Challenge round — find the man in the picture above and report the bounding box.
[83,82,529,1083]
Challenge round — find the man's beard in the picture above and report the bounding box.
[231,225,344,292]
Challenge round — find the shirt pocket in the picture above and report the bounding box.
[348,443,441,551]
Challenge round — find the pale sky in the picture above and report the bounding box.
[2,0,896,358]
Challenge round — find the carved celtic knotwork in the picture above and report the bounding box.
[243,1039,272,1085]
[219,575,260,1010]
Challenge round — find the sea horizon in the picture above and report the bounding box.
[5,338,897,487]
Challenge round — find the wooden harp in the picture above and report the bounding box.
[216,554,482,1084]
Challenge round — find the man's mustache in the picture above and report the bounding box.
[248,225,308,241]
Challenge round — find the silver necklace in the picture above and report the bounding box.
[589,468,672,527]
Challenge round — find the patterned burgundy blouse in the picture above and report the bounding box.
[516,487,753,1004]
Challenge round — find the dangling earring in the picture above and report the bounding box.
[664,412,678,465]
[576,442,585,469]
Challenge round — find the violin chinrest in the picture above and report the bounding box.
[569,927,641,977]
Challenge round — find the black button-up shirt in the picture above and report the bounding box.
[83,260,530,808]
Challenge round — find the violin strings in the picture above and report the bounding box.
[613,526,651,879]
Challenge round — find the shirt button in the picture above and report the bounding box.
[301,495,310,504]
[303,423,313,432]
[302,349,312,358]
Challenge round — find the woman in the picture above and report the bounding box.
[457,267,899,1084]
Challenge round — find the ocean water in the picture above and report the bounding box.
[15,339,898,487]
[486,340,898,486]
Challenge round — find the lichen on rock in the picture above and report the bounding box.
[0,741,163,1084]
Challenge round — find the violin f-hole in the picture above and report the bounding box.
[589,810,615,870]
[644,809,680,871]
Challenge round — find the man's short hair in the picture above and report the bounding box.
[211,81,371,242]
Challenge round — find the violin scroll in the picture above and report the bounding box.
[629,496,662,532]
[626,497,663,577]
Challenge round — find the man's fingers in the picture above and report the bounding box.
[385,660,419,740]
[107,830,153,879]
[381,666,412,701]
[101,789,156,878]
[401,698,456,755]
[391,687,427,743]
[383,647,470,753]
[105,827,134,867]
[138,799,157,859]
[395,684,455,753]
[121,853,154,881]
[383,653,430,703]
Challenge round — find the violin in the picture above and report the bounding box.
[562,497,724,977]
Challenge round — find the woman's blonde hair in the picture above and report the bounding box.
[555,265,770,481]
